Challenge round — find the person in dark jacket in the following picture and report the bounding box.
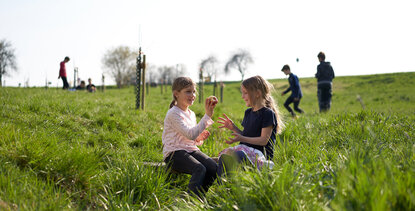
[315,52,335,112]
[281,64,304,117]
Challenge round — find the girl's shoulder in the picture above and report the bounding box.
[259,107,276,116]
[166,106,194,117]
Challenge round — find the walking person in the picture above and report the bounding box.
[162,77,218,198]
[281,64,304,117]
[58,56,70,89]
[315,52,335,112]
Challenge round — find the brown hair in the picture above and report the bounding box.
[281,64,290,71]
[317,52,325,61]
[169,77,196,108]
[241,75,284,134]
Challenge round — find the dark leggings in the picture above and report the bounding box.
[61,77,69,89]
[164,150,217,197]
[284,96,304,116]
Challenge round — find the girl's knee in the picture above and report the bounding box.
[193,163,206,175]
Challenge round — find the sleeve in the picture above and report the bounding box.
[330,66,335,79]
[166,111,214,140]
[283,77,292,94]
[315,65,320,78]
[261,109,277,129]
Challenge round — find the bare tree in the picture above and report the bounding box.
[146,63,157,85]
[102,46,138,88]
[174,63,187,79]
[224,49,253,81]
[0,39,18,87]
[200,55,218,82]
[200,55,219,96]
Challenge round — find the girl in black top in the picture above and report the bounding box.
[217,76,284,175]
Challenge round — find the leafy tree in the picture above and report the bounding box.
[102,46,138,88]
[0,39,18,87]
[224,49,253,81]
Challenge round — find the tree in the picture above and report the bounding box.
[224,49,253,81]
[200,55,218,82]
[0,39,18,87]
[102,46,138,88]
[200,55,218,96]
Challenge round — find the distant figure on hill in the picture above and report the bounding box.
[58,56,70,89]
[76,80,86,90]
[315,52,335,112]
[86,78,96,92]
[281,64,304,117]
[162,77,218,198]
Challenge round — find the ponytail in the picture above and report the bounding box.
[169,99,176,108]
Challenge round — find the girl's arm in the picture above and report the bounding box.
[167,111,214,141]
[226,126,273,146]
[218,113,243,134]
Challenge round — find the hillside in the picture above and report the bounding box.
[0,72,414,210]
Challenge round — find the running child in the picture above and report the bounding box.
[281,64,304,117]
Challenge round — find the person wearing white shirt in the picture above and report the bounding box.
[162,77,218,198]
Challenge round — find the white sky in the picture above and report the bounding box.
[1,0,414,87]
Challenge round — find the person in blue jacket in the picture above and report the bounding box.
[315,52,335,112]
[281,64,304,117]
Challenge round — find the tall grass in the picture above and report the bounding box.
[0,72,414,210]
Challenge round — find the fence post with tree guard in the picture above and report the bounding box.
[141,55,146,110]
[136,47,146,110]
[199,68,204,103]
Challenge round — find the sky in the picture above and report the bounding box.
[1,0,414,87]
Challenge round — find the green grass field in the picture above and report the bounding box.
[0,72,414,210]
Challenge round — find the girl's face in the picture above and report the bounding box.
[241,86,252,107]
[175,85,196,108]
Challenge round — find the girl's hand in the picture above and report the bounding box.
[205,96,218,117]
[195,130,210,145]
[217,113,235,131]
[225,133,241,144]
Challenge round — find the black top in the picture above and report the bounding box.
[315,61,335,82]
[240,107,278,159]
[86,84,96,92]
[283,73,303,98]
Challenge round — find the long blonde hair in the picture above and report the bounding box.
[241,75,284,134]
[169,77,196,108]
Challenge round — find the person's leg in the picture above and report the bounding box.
[284,96,295,117]
[293,99,304,114]
[164,150,207,197]
[190,151,217,192]
[234,151,252,165]
[317,85,323,112]
[326,84,333,110]
[320,84,331,112]
[217,153,238,177]
[62,77,69,89]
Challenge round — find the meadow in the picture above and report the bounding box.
[0,72,414,210]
